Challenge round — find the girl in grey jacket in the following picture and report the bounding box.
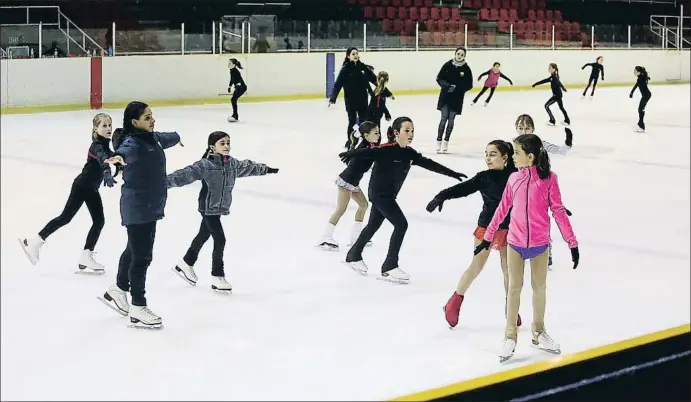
[166,131,279,293]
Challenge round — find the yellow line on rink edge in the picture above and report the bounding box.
[391,323,691,401]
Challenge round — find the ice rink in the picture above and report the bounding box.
[2,84,690,400]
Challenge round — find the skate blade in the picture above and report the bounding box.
[171,266,197,286]
[342,261,368,276]
[128,322,163,330]
[96,296,128,317]
[531,343,561,355]
[499,354,513,363]
[345,241,373,248]
[211,287,232,295]
[75,268,105,275]
[376,276,409,285]
[316,243,340,252]
[443,306,458,330]
[17,238,37,265]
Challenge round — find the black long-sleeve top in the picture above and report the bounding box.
[330,60,377,108]
[434,168,517,230]
[339,140,377,187]
[582,62,604,80]
[75,136,114,191]
[340,142,462,200]
[229,68,246,89]
[533,73,567,97]
[436,60,473,113]
[630,74,651,97]
[367,87,393,121]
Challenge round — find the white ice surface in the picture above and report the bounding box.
[1,85,689,401]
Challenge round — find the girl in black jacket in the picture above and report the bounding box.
[581,56,604,98]
[329,47,377,148]
[227,58,247,122]
[19,113,117,274]
[338,117,467,284]
[366,71,394,136]
[427,140,522,329]
[435,46,473,154]
[630,66,651,133]
[320,121,381,251]
[532,63,571,126]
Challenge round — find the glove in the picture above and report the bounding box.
[113,165,123,178]
[629,93,633,98]
[228,86,232,93]
[564,127,573,147]
[531,84,536,88]
[339,152,352,164]
[570,247,579,269]
[448,84,456,93]
[454,172,468,181]
[565,208,572,216]
[426,197,444,213]
[267,167,279,174]
[103,169,116,187]
[473,240,491,255]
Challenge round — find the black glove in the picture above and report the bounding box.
[454,172,468,181]
[228,86,232,93]
[339,152,352,164]
[565,208,572,216]
[267,167,279,174]
[113,165,123,178]
[103,169,116,187]
[426,197,444,213]
[629,93,633,98]
[473,240,491,255]
[570,247,579,269]
[564,127,573,147]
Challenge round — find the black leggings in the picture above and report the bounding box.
[545,95,570,124]
[183,215,226,277]
[346,104,368,143]
[473,86,496,104]
[346,197,408,273]
[117,221,157,306]
[437,105,459,142]
[231,85,247,119]
[38,182,104,250]
[583,75,599,96]
[638,94,651,129]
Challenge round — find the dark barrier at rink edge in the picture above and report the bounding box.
[393,324,690,401]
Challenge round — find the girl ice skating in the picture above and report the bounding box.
[630,66,651,133]
[532,63,571,126]
[366,71,394,134]
[227,58,247,122]
[581,56,604,98]
[472,62,513,106]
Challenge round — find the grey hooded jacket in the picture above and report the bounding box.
[166,153,268,215]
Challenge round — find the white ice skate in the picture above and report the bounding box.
[227,116,238,123]
[346,222,372,248]
[18,236,44,265]
[440,140,449,154]
[317,237,340,251]
[498,338,517,363]
[129,306,163,329]
[172,260,198,286]
[211,276,233,294]
[531,331,561,354]
[560,121,571,127]
[76,250,105,275]
[378,267,410,284]
[547,121,556,126]
[436,140,442,153]
[345,260,368,276]
[484,102,489,107]
[98,285,130,316]
[634,127,645,133]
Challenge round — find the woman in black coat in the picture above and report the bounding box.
[329,47,377,148]
[435,46,473,154]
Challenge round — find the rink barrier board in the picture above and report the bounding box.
[1,79,688,115]
[390,323,691,401]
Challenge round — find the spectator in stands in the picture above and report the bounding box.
[283,37,293,50]
[435,46,473,154]
[42,41,66,58]
[328,47,377,148]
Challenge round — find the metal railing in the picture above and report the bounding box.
[650,5,690,50]
[0,6,104,57]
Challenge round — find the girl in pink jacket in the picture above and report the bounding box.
[475,133,579,363]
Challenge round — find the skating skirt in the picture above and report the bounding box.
[473,226,508,250]
[335,177,361,193]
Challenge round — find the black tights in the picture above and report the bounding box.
[437,105,459,142]
[583,76,599,96]
[38,182,104,250]
[346,105,368,144]
[231,86,247,119]
[545,95,570,124]
[638,94,651,129]
[346,198,408,273]
[183,215,226,277]
[473,86,496,104]
[117,221,157,306]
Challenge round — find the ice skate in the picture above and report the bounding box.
[211,276,233,294]
[378,267,410,284]
[547,121,556,126]
[560,120,571,127]
[76,250,105,275]
[483,102,489,107]
[532,331,561,354]
[634,126,645,133]
[346,222,372,248]
[128,306,163,329]
[443,292,464,328]
[344,259,368,276]
[98,285,130,316]
[227,116,238,123]
[317,237,340,251]
[498,338,517,363]
[471,101,477,106]
[435,140,442,153]
[172,259,197,286]
[18,236,44,265]
[440,140,449,154]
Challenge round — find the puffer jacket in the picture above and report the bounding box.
[484,165,578,249]
[166,153,268,215]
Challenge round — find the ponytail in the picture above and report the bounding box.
[635,65,650,82]
[514,134,551,180]
[230,58,243,69]
[535,147,551,180]
[112,128,124,150]
[374,71,389,96]
[386,126,396,143]
[549,62,559,78]
[386,116,413,143]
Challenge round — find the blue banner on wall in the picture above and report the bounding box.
[325,52,335,98]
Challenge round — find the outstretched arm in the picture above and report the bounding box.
[411,151,466,180]
[435,173,482,200]
[532,77,551,87]
[230,157,270,177]
[500,73,513,85]
[167,160,207,188]
[154,131,181,149]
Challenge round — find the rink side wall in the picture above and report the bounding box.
[1,49,689,114]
